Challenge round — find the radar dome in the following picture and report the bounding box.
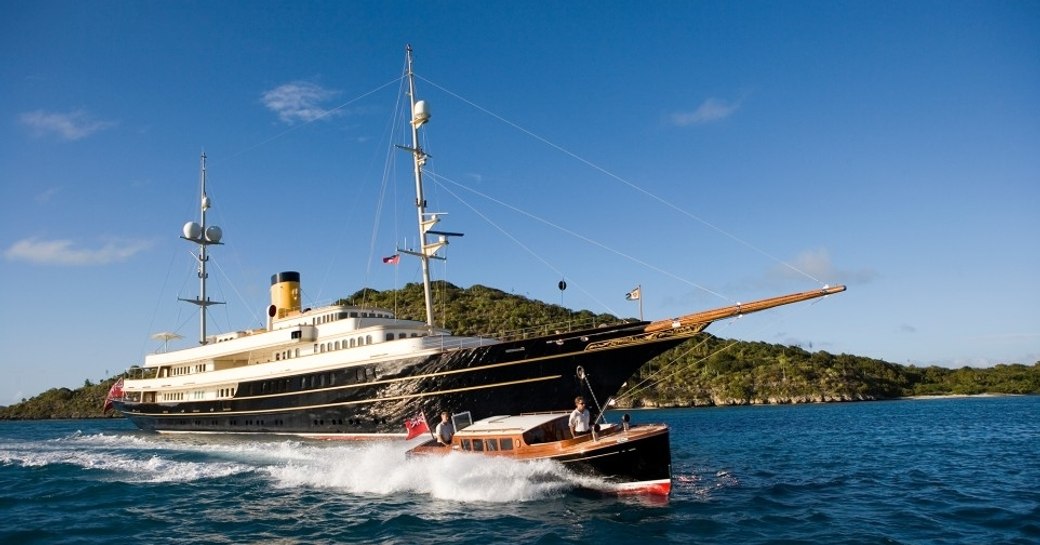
[413,100,430,126]
[205,226,223,243]
[183,222,202,240]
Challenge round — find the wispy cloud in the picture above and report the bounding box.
[4,237,152,266]
[772,248,879,286]
[897,324,918,334]
[35,187,61,203]
[19,110,116,140]
[669,97,741,126]
[261,81,341,124]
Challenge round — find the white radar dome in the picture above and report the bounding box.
[205,225,223,243]
[412,100,430,126]
[183,222,202,240]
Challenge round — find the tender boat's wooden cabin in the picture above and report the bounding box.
[408,411,673,496]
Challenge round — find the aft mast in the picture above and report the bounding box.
[400,45,462,330]
[178,152,225,345]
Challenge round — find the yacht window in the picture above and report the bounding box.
[365,335,372,345]
[461,439,471,451]
[335,341,341,350]
[472,439,484,452]
[385,333,393,341]
[349,338,355,348]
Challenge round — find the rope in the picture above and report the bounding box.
[428,171,730,304]
[615,294,834,404]
[417,74,825,287]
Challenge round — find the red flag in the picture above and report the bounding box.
[382,254,400,265]
[404,411,429,439]
[103,378,124,413]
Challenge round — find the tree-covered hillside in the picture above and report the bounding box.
[2,282,1036,419]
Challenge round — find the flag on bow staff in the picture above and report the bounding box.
[625,285,644,320]
[404,411,429,439]
[102,378,124,413]
[382,254,400,265]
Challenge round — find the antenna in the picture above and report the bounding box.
[178,151,225,344]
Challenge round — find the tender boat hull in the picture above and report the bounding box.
[408,414,672,496]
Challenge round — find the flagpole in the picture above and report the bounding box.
[638,284,643,321]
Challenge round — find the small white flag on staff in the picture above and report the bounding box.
[625,285,643,320]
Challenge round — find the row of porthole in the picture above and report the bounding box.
[318,336,373,353]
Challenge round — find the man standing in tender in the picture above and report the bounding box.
[569,396,590,438]
[435,411,455,446]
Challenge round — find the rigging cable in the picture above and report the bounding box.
[418,74,825,290]
[615,294,836,405]
[428,170,730,311]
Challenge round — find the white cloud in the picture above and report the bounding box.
[669,98,740,126]
[261,81,341,124]
[772,248,879,286]
[35,187,61,203]
[19,110,116,140]
[4,237,152,266]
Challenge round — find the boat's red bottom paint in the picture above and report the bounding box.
[613,479,671,496]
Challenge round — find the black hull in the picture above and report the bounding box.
[559,427,672,488]
[116,321,697,436]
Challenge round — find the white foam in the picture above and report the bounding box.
[264,442,598,502]
[3,431,613,501]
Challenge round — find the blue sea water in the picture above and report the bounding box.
[2,396,1038,544]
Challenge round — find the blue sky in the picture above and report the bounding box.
[2,1,1037,404]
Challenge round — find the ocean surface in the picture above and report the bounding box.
[2,396,1037,544]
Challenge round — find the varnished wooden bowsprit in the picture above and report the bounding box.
[644,285,847,334]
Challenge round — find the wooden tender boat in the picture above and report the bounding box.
[408,412,672,496]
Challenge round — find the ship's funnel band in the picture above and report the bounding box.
[270,271,301,318]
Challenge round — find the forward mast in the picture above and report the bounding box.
[399,44,462,330]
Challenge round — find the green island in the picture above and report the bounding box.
[2,282,1037,420]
